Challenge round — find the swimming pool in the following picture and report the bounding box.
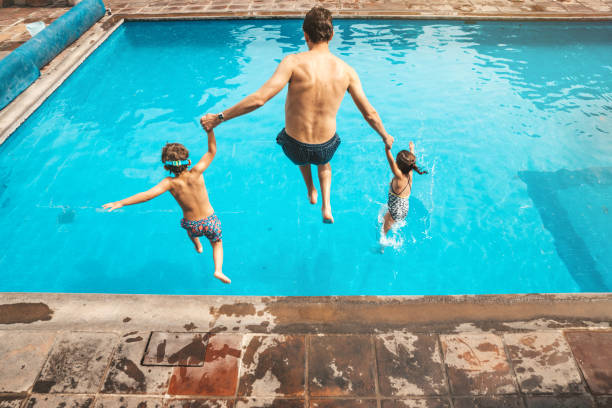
[0,20,610,295]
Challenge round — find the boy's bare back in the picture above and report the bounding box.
[167,171,214,221]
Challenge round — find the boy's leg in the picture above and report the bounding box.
[383,212,394,235]
[210,240,230,284]
[188,234,203,253]
[317,163,333,223]
[299,164,318,204]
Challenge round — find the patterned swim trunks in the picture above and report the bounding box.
[181,214,222,243]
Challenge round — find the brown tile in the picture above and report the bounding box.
[32,332,117,394]
[595,396,612,408]
[453,396,524,408]
[102,331,173,394]
[142,332,208,366]
[381,399,450,408]
[94,396,163,408]
[376,333,447,396]
[440,333,515,395]
[0,331,56,393]
[238,335,305,397]
[504,332,584,394]
[309,335,375,397]
[235,399,303,408]
[168,333,242,396]
[166,400,233,408]
[525,396,595,408]
[565,331,612,394]
[311,400,375,408]
[0,395,26,408]
[25,395,94,408]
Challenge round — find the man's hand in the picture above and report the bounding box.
[102,201,123,212]
[200,113,221,131]
[383,134,394,149]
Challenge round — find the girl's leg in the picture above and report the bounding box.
[383,212,394,235]
[188,234,203,253]
[299,164,318,204]
[210,240,230,284]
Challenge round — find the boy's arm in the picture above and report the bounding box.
[385,147,403,178]
[200,55,295,130]
[347,66,394,149]
[103,178,171,212]
[191,129,216,174]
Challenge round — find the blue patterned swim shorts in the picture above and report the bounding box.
[181,214,222,243]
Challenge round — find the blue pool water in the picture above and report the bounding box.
[0,20,611,295]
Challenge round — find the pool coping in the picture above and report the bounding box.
[1,292,611,333]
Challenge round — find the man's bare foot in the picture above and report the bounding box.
[308,187,318,204]
[214,271,231,284]
[322,205,334,224]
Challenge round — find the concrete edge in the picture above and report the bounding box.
[1,292,611,334]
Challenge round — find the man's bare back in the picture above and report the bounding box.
[283,50,350,144]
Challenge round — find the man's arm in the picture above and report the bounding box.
[347,67,394,148]
[201,55,295,131]
[102,178,171,212]
[191,129,216,174]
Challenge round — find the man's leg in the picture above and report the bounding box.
[318,163,333,223]
[299,164,318,204]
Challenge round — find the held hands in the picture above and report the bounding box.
[200,113,221,131]
[383,134,394,149]
[102,201,123,212]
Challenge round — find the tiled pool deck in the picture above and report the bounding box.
[1,293,612,407]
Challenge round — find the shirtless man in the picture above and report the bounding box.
[201,6,393,223]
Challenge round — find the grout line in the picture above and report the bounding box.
[560,330,593,395]
[304,334,310,408]
[500,332,523,397]
[436,333,455,407]
[371,334,381,408]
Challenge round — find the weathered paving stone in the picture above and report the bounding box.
[166,400,233,408]
[238,335,305,397]
[453,396,524,408]
[380,399,450,408]
[142,332,208,366]
[595,396,612,408]
[0,395,26,408]
[309,335,375,397]
[102,331,172,394]
[0,331,56,392]
[32,332,117,393]
[525,396,595,408]
[440,333,515,395]
[25,394,94,408]
[375,332,447,396]
[168,333,242,396]
[94,396,163,408]
[565,331,612,394]
[235,399,303,408]
[311,400,376,408]
[504,332,584,393]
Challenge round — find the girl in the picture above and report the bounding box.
[383,141,427,235]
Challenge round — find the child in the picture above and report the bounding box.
[382,141,427,236]
[102,129,230,284]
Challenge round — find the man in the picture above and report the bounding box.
[201,6,393,223]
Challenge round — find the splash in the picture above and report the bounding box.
[377,205,405,251]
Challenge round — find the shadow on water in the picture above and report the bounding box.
[518,166,612,292]
[406,196,430,241]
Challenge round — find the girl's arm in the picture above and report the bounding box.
[103,178,171,212]
[385,147,403,178]
[191,129,216,174]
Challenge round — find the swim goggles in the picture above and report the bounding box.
[164,159,189,166]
